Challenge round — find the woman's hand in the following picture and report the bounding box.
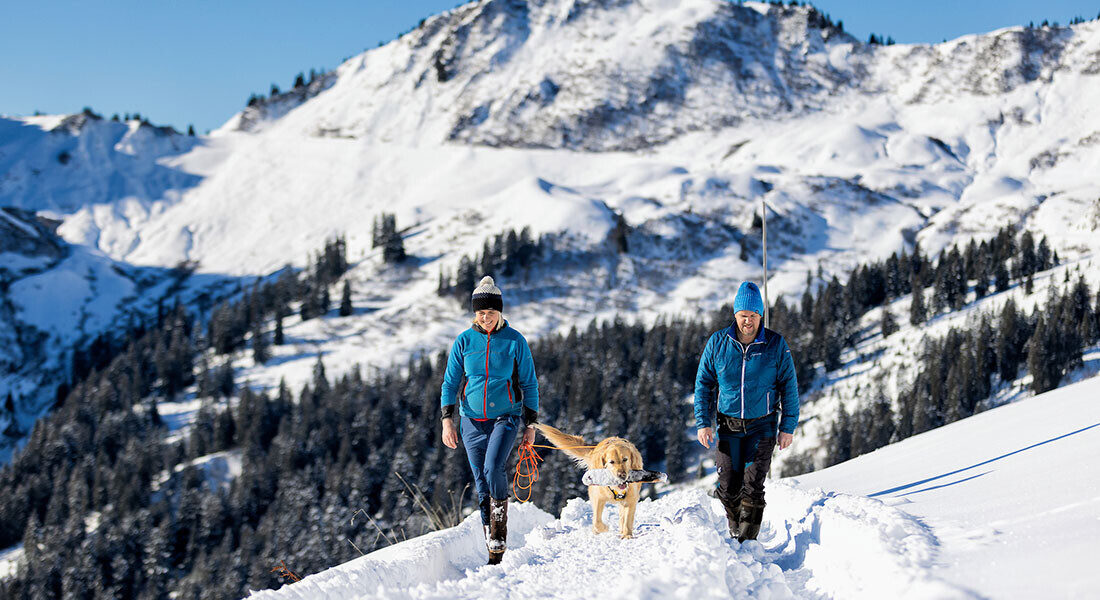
[521,425,536,447]
[442,419,458,449]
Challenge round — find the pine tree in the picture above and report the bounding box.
[973,247,990,299]
[1016,230,1036,279]
[312,354,328,395]
[1037,236,1052,271]
[995,298,1023,383]
[374,213,406,263]
[1093,290,1100,345]
[963,240,978,281]
[215,363,235,397]
[994,257,1011,292]
[909,275,926,325]
[948,247,967,310]
[881,307,899,338]
[828,402,853,465]
[371,215,383,249]
[1027,314,1059,394]
[800,285,814,323]
[339,281,353,317]
[1070,276,1092,342]
[252,324,269,365]
[274,313,285,346]
[868,393,896,449]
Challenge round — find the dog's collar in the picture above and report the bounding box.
[608,487,627,500]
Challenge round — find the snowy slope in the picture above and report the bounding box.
[792,374,1100,598]
[245,374,1100,600]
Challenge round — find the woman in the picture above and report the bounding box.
[440,276,539,565]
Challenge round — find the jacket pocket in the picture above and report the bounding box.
[489,348,510,373]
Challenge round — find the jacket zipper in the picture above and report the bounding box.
[483,329,492,418]
[506,381,514,405]
[735,337,763,418]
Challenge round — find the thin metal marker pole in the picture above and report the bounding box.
[762,196,769,328]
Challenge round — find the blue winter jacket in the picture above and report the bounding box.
[441,321,539,420]
[694,326,800,434]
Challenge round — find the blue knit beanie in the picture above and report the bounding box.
[733,281,764,316]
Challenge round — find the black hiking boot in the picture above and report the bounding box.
[736,497,766,542]
[487,497,508,565]
[718,491,742,538]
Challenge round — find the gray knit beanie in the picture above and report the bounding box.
[471,276,503,312]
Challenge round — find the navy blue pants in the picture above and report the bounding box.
[460,414,520,525]
[716,415,777,503]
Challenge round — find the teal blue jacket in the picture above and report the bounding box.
[441,321,539,420]
[693,326,800,434]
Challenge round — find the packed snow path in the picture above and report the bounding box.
[247,485,967,599]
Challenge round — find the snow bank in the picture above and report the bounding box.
[766,483,968,599]
[246,502,553,599]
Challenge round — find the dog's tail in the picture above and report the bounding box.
[534,424,592,467]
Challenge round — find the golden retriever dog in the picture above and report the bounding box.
[535,424,644,539]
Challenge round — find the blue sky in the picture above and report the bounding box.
[2,0,1097,134]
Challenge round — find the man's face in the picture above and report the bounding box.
[735,310,761,339]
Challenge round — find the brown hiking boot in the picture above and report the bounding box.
[487,497,508,564]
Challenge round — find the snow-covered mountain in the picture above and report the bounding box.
[2,0,1099,458]
[0,204,242,460]
[239,374,1100,599]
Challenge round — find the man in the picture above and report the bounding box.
[694,281,799,542]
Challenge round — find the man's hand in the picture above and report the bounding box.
[442,419,458,449]
[777,432,793,450]
[697,427,714,448]
[521,426,536,447]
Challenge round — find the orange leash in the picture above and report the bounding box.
[512,442,598,503]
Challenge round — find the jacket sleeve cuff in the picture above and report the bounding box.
[441,405,456,420]
[522,406,538,427]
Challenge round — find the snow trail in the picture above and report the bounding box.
[247,486,967,599]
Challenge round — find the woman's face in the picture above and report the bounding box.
[476,309,500,331]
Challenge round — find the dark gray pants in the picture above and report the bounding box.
[715,414,777,503]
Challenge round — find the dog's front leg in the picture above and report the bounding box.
[619,498,636,539]
[591,492,609,534]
